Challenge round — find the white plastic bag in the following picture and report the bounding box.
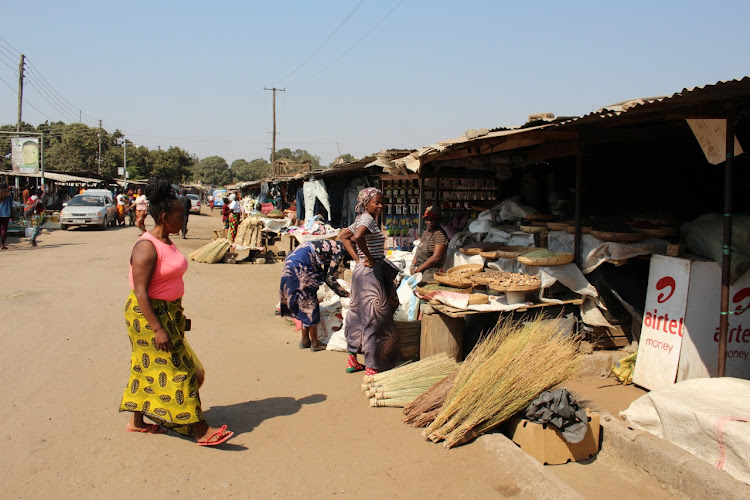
[394,274,421,321]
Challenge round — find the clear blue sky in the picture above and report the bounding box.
[1,0,748,166]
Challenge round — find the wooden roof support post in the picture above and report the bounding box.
[718,111,736,377]
[574,137,583,267]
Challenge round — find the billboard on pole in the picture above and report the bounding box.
[11,137,39,174]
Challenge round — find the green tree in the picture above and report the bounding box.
[329,153,356,167]
[198,156,231,186]
[151,146,194,183]
[43,122,99,172]
[230,158,271,182]
[125,144,153,180]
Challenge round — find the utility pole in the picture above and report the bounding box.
[97,120,103,174]
[264,87,285,177]
[16,54,25,132]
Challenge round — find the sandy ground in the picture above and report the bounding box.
[0,210,676,499]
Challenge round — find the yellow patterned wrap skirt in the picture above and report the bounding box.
[120,291,204,436]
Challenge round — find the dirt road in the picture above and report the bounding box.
[0,211,683,499]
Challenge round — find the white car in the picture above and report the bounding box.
[60,194,117,230]
[187,194,201,214]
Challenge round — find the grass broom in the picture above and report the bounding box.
[423,315,581,448]
[402,371,458,427]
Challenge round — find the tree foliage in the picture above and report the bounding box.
[329,153,356,166]
[198,156,231,186]
[274,148,321,172]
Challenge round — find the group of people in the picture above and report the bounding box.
[114,188,149,233]
[0,183,47,248]
[279,187,448,376]
[118,181,447,447]
[220,193,243,241]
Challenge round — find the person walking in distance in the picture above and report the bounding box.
[177,190,191,239]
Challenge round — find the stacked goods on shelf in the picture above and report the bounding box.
[383,177,420,250]
[189,238,232,263]
[423,316,582,448]
[423,176,498,219]
[363,353,460,408]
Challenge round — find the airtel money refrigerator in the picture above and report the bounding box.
[633,254,750,390]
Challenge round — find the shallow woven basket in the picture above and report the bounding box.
[495,246,536,259]
[566,225,593,234]
[265,213,285,219]
[417,284,472,295]
[479,250,500,259]
[435,272,473,289]
[591,230,646,243]
[520,225,547,234]
[489,280,542,293]
[525,213,558,222]
[460,247,482,255]
[517,252,575,266]
[547,221,572,231]
[446,264,484,276]
[471,270,510,285]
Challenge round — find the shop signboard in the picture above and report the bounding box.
[11,137,39,174]
[677,261,750,381]
[634,255,750,390]
[633,255,690,390]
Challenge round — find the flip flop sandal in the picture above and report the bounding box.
[197,425,234,447]
[127,424,167,434]
[310,343,327,352]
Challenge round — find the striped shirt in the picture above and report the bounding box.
[348,213,385,260]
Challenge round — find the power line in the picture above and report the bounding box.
[0,36,22,55]
[275,0,366,85]
[25,78,81,123]
[0,73,54,122]
[305,0,407,82]
[0,56,17,73]
[25,58,99,122]
[24,66,82,119]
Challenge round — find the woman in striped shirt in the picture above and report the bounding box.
[340,187,400,375]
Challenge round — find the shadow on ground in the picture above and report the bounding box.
[204,394,327,436]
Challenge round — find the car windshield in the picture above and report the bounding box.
[68,195,105,207]
[187,194,199,200]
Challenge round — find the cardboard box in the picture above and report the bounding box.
[503,410,600,465]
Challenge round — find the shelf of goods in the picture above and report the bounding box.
[423,176,498,219]
[383,177,420,251]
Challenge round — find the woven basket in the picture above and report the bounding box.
[495,246,536,259]
[460,247,482,255]
[446,264,484,276]
[525,213,558,222]
[547,221,572,231]
[566,225,593,234]
[591,230,646,243]
[517,252,575,266]
[417,284,472,295]
[489,280,542,293]
[520,225,547,234]
[479,250,500,259]
[435,272,473,289]
[471,270,510,285]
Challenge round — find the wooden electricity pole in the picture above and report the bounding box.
[16,54,25,132]
[264,87,285,177]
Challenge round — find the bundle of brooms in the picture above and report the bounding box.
[189,238,232,263]
[403,370,458,427]
[422,315,582,448]
[362,353,460,408]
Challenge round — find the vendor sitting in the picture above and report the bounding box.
[410,206,449,283]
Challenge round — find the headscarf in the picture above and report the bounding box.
[229,193,236,202]
[355,187,382,214]
[423,206,441,219]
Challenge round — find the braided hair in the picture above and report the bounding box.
[145,177,176,225]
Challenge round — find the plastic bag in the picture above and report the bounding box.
[612,352,637,385]
[394,274,421,321]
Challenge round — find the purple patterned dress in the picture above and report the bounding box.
[279,239,348,327]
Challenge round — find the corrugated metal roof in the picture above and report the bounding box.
[557,76,750,127]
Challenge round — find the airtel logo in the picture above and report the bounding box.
[656,276,676,303]
[734,287,750,316]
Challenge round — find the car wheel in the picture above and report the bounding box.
[61,224,68,231]
[99,217,107,231]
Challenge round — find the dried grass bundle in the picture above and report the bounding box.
[423,315,581,448]
[402,371,458,427]
[189,238,232,263]
[362,353,460,408]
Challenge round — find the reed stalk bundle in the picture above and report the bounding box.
[189,238,232,264]
[362,353,460,409]
[402,371,458,427]
[422,315,581,448]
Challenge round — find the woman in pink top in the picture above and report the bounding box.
[120,178,233,446]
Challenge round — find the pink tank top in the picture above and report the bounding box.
[128,232,188,301]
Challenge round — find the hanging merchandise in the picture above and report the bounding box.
[303,179,331,223]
